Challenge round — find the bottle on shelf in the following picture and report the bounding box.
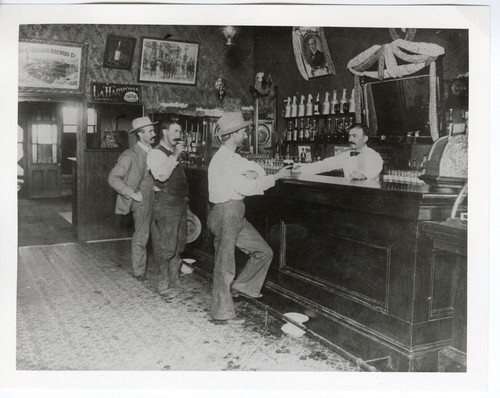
[286,120,293,142]
[326,118,333,141]
[304,118,311,141]
[291,95,298,118]
[310,119,317,142]
[292,118,298,142]
[339,118,347,140]
[322,92,330,115]
[284,97,291,118]
[349,88,356,113]
[331,90,340,114]
[298,118,304,142]
[314,120,325,142]
[334,118,342,141]
[341,88,349,114]
[306,94,314,116]
[298,95,305,117]
[314,93,321,115]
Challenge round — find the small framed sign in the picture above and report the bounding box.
[91,82,141,103]
[103,35,136,70]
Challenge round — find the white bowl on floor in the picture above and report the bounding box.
[281,323,306,338]
[283,312,309,324]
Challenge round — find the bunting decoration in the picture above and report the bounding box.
[347,39,445,140]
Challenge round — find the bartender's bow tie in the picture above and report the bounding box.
[350,151,360,157]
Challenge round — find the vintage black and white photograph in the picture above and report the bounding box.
[0,2,495,397]
[138,37,199,85]
[293,26,335,79]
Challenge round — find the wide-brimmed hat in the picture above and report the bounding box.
[128,116,158,134]
[186,209,201,244]
[214,111,253,137]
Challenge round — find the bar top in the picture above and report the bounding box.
[281,172,431,194]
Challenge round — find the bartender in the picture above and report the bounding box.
[297,123,383,180]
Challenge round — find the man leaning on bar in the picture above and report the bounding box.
[296,123,383,180]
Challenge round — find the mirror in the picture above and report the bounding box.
[363,74,436,138]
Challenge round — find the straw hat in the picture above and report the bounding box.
[128,116,158,134]
[186,209,201,244]
[214,111,252,137]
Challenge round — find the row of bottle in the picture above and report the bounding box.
[284,88,355,118]
[283,115,355,143]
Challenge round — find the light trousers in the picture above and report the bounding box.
[207,200,273,320]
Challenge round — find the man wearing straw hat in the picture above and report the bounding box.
[108,116,158,281]
[207,111,291,324]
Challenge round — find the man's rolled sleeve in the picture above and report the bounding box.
[147,149,179,182]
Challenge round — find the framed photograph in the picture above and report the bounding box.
[18,38,88,95]
[138,37,199,85]
[103,35,136,70]
[292,27,335,80]
[298,145,312,163]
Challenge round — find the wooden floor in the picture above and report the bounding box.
[18,195,77,247]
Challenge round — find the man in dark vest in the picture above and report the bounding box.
[108,116,158,281]
[147,119,189,297]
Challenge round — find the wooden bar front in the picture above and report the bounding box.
[185,168,459,371]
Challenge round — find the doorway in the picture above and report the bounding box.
[18,101,79,199]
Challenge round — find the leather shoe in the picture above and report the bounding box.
[159,289,178,299]
[212,317,245,325]
[231,290,263,299]
[226,318,245,325]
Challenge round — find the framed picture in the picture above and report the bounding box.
[138,37,199,85]
[298,145,312,163]
[18,38,88,95]
[292,27,335,80]
[103,35,136,70]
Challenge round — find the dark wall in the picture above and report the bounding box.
[253,26,468,124]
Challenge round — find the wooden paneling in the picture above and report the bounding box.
[77,150,133,242]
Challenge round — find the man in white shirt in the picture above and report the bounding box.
[207,111,291,324]
[108,116,158,281]
[147,119,189,297]
[297,124,383,180]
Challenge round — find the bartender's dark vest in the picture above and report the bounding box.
[153,145,189,197]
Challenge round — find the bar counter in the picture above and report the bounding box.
[184,165,460,371]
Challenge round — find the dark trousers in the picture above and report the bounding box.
[207,200,273,320]
[153,193,188,289]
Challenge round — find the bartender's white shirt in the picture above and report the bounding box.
[299,145,383,180]
[208,145,275,204]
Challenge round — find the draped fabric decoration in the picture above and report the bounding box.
[347,39,445,141]
[292,26,336,81]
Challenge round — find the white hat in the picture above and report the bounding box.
[128,116,158,134]
[215,111,252,137]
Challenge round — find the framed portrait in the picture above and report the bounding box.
[292,27,335,80]
[103,34,136,70]
[298,145,312,163]
[138,37,199,85]
[18,38,88,95]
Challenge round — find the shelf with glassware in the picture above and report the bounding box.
[279,88,356,161]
